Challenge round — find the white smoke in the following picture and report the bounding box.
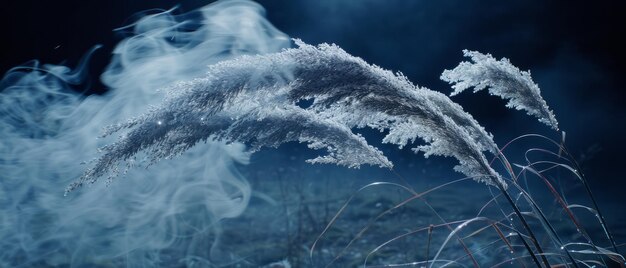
[0,0,289,266]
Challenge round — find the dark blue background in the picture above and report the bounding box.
[2,0,625,198]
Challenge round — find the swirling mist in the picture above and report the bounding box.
[0,0,289,266]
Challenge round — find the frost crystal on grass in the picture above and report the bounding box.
[71,40,525,193]
[285,41,502,185]
[441,50,559,130]
[67,97,392,193]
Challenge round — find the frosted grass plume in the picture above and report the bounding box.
[69,40,512,194]
[441,49,559,130]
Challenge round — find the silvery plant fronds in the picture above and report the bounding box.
[70,40,561,193]
[67,88,392,193]
[441,50,559,130]
[284,41,501,186]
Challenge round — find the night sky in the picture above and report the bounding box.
[2,0,625,195]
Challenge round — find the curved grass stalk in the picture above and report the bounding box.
[366,259,467,268]
[310,177,481,267]
[500,133,621,257]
